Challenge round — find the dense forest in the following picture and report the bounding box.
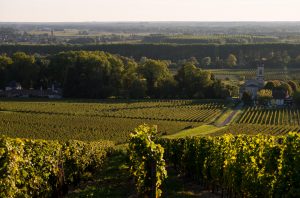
[1,43,300,68]
[0,51,234,99]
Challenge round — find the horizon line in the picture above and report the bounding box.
[1,21,300,23]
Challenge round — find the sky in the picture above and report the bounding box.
[0,0,299,22]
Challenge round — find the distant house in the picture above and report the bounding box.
[240,64,265,99]
[0,82,62,99]
[5,81,22,91]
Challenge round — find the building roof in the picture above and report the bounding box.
[244,79,259,86]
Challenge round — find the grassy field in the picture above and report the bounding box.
[208,68,300,81]
[0,99,225,143]
[164,125,225,138]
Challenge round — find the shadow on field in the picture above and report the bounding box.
[162,167,220,198]
[67,152,220,198]
[66,152,134,198]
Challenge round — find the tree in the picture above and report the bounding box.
[62,51,125,98]
[288,80,299,92]
[156,78,177,98]
[293,91,300,106]
[129,78,147,99]
[10,52,38,88]
[242,91,253,106]
[0,54,13,88]
[35,55,50,89]
[210,79,232,98]
[282,51,291,66]
[175,62,214,98]
[257,89,273,105]
[187,57,199,66]
[264,80,281,90]
[201,57,211,67]
[138,59,172,97]
[121,57,139,91]
[215,57,224,68]
[226,54,237,67]
[279,82,293,96]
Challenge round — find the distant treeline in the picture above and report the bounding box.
[1,43,300,68]
[0,51,235,99]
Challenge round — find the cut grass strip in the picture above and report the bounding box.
[164,124,225,139]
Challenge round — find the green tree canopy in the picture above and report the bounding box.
[226,54,237,67]
[201,57,211,67]
[257,89,273,105]
[138,59,172,97]
[0,54,13,88]
[10,52,38,88]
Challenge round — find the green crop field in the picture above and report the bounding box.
[0,99,225,143]
[208,68,300,81]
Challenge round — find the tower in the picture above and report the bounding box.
[256,63,265,88]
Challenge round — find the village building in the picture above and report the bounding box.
[0,82,62,98]
[240,64,265,99]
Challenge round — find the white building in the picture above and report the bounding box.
[240,64,265,99]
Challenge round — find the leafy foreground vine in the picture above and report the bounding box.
[158,133,300,197]
[129,124,167,198]
[0,136,114,197]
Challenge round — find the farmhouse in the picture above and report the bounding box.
[240,64,265,99]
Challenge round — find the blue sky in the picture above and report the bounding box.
[0,0,299,22]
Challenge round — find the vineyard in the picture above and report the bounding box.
[237,107,300,125]
[0,100,225,143]
[213,106,300,136]
[215,123,300,136]
[1,99,300,197]
[0,136,114,197]
[158,132,300,197]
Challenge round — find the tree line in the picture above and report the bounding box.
[1,43,300,68]
[0,51,234,99]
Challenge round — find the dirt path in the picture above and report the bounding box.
[216,103,243,127]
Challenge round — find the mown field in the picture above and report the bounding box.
[0,99,225,143]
